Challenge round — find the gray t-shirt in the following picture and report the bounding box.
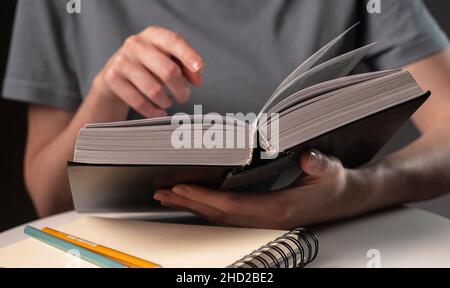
[2,0,449,117]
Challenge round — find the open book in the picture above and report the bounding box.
[68,25,429,213]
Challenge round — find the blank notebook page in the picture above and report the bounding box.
[0,217,288,268]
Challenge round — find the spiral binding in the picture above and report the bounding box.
[227,228,318,268]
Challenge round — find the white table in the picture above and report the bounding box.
[0,210,198,249]
[2,207,450,267]
[0,211,81,248]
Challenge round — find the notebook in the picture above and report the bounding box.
[0,217,318,268]
[67,23,429,213]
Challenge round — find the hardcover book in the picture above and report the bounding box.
[68,25,429,213]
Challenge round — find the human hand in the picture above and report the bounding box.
[154,149,372,229]
[93,26,204,118]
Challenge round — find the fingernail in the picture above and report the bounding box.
[189,57,203,72]
[172,185,189,196]
[308,149,322,170]
[153,193,162,201]
[153,190,167,201]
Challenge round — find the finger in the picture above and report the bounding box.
[154,190,229,224]
[120,60,173,109]
[134,46,191,103]
[154,190,269,228]
[174,57,203,86]
[184,67,203,86]
[300,149,342,177]
[171,185,248,215]
[106,70,167,118]
[170,184,278,217]
[145,27,204,74]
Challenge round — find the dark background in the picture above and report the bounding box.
[1,1,449,232]
[0,1,36,232]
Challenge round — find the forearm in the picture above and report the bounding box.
[349,50,450,215]
[26,79,129,216]
[356,118,450,214]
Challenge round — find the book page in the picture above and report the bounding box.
[85,114,249,129]
[267,70,398,114]
[276,72,423,151]
[270,23,360,99]
[260,42,376,113]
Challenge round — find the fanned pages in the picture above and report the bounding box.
[260,42,377,113]
[269,22,361,102]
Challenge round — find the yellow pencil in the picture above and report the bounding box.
[42,227,162,268]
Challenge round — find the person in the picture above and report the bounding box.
[2,0,450,229]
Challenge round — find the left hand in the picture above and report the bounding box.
[154,149,369,229]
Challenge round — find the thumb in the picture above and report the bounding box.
[300,149,341,177]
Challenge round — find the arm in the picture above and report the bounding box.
[25,27,204,217]
[369,49,450,204]
[25,91,128,217]
[154,49,450,229]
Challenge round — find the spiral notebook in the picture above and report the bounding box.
[0,216,318,268]
[229,228,318,268]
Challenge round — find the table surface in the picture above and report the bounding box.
[2,207,450,267]
[0,211,81,248]
[0,210,198,249]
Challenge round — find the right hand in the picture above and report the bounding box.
[94,26,204,118]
